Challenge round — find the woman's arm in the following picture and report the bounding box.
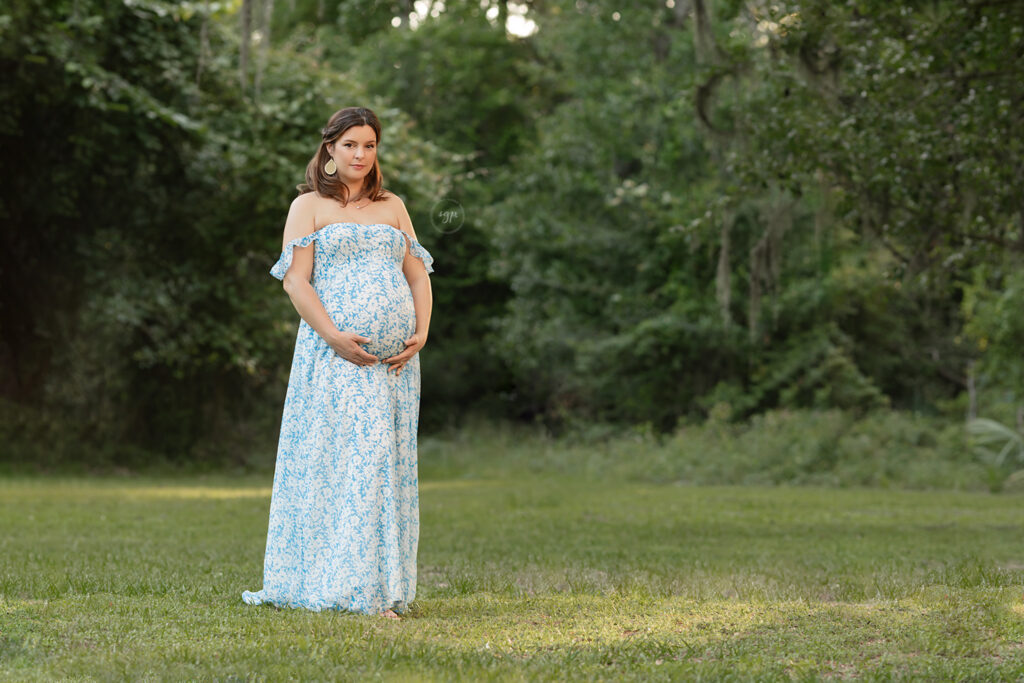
[394,197,433,345]
[407,271,432,344]
[280,194,378,365]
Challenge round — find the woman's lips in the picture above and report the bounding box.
[352,164,365,169]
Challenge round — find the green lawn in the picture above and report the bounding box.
[2,471,1024,680]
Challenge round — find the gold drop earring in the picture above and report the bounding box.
[324,157,337,175]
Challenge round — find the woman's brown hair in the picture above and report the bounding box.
[297,107,387,204]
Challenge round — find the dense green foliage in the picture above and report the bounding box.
[1,0,1021,466]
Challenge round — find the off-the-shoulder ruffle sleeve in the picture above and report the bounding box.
[270,231,321,281]
[398,231,434,274]
[269,227,434,280]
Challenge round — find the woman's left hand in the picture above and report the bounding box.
[381,333,426,376]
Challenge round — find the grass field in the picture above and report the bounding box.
[3,464,1024,681]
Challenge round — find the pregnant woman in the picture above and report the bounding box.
[242,107,434,620]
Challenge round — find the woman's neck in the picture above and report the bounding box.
[345,179,365,200]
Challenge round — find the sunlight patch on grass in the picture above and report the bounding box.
[0,480,272,501]
[116,486,273,500]
[402,595,933,654]
[420,479,506,490]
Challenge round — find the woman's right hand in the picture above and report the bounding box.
[329,331,379,366]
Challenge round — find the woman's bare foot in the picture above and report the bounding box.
[380,609,401,620]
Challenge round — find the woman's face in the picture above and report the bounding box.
[328,125,377,183]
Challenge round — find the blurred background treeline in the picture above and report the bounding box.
[1,0,1022,485]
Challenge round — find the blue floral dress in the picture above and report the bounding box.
[242,221,434,616]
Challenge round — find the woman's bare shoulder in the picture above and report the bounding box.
[379,190,420,238]
[380,190,411,214]
[291,190,320,209]
[377,190,408,228]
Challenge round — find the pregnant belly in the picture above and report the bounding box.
[325,280,417,360]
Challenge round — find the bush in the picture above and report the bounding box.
[419,409,988,491]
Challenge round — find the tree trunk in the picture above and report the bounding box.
[966,359,977,421]
[716,208,733,328]
[239,0,251,93]
[254,0,275,103]
[196,0,210,90]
